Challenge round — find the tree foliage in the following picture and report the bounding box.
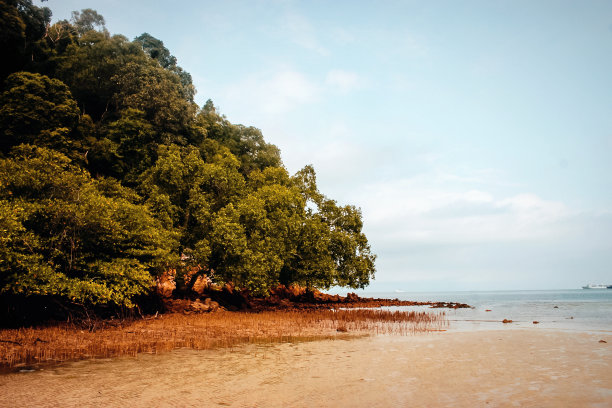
[0,145,177,306]
[0,0,52,80]
[0,5,376,307]
[70,8,106,35]
[0,71,81,155]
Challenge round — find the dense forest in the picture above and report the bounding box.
[0,1,376,317]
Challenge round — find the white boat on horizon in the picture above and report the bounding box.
[582,284,610,289]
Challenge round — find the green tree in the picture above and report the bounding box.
[85,108,157,182]
[322,200,376,289]
[139,143,245,254]
[0,7,377,306]
[195,100,282,174]
[70,8,106,35]
[134,32,176,69]
[284,166,377,290]
[113,61,196,138]
[134,32,195,102]
[0,72,81,156]
[209,173,306,294]
[0,0,52,79]
[55,31,148,120]
[0,145,177,307]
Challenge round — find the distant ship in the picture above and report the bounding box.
[582,284,610,289]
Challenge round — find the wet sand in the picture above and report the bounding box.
[0,329,610,407]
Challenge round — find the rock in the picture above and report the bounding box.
[191,275,210,295]
[165,298,219,314]
[502,319,513,323]
[599,340,607,343]
[165,298,189,313]
[189,299,210,313]
[485,309,492,312]
[156,269,176,298]
[533,321,539,324]
[177,266,202,292]
[288,285,306,298]
[223,282,234,294]
[269,284,306,301]
[209,300,219,312]
[553,306,559,309]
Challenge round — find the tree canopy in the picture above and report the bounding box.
[0,3,376,309]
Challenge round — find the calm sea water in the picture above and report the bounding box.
[361,289,612,333]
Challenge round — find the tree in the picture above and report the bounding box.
[195,100,282,174]
[55,31,148,121]
[208,170,306,294]
[139,143,246,255]
[284,166,377,290]
[0,72,81,156]
[113,61,196,138]
[134,32,195,102]
[85,108,157,183]
[321,200,376,289]
[0,145,177,307]
[0,8,377,309]
[134,32,176,69]
[0,0,52,79]
[70,8,106,35]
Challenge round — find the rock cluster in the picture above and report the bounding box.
[154,276,472,314]
[164,298,221,314]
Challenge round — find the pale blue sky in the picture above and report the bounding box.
[47,0,612,291]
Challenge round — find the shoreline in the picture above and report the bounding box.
[0,308,447,370]
[0,328,609,407]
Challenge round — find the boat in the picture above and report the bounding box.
[582,284,609,289]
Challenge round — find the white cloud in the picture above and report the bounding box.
[496,193,569,223]
[283,12,329,55]
[354,174,572,244]
[223,70,320,115]
[330,27,355,46]
[325,69,362,93]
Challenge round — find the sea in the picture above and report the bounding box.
[360,289,612,333]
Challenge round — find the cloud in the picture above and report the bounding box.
[496,193,569,223]
[223,69,321,115]
[283,12,329,55]
[344,170,612,290]
[354,174,572,245]
[325,69,362,93]
[330,27,355,46]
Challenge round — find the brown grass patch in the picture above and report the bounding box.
[0,309,446,369]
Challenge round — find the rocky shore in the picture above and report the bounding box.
[156,272,471,314]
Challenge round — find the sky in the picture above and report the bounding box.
[46,0,612,292]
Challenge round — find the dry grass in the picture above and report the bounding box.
[0,309,446,369]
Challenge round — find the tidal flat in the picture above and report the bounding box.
[0,329,610,407]
[0,309,446,369]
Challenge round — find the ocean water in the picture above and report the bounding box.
[362,289,612,333]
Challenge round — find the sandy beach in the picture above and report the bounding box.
[0,329,609,407]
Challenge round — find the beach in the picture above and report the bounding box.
[1,328,610,407]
